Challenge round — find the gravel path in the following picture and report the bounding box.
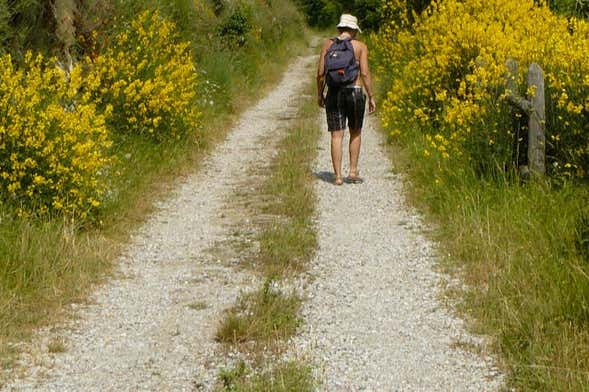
[3,41,504,392]
[2,51,317,392]
[290,113,504,391]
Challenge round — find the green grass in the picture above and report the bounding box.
[0,210,113,368]
[218,360,315,392]
[387,139,589,390]
[257,220,317,278]
[215,79,320,389]
[248,83,320,278]
[216,280,301,344]
[47,337,67,354]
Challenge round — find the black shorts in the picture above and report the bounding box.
[325,86,366,132]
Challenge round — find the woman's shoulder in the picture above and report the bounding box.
[351,39,366,50]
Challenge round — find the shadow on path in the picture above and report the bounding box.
[313,171,335,184]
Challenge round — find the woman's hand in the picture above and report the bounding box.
[318,94,325,108]
[368,96,376,114]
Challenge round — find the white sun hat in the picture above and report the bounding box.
[337,14,362,33]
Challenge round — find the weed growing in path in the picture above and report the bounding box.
[218,360,315,392]
[216,280,301,344]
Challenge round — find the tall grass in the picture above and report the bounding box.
[0,210,114,368]
[387,137,589,390]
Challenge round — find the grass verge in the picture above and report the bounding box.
[215,78,320,390]
[386,140,589,390]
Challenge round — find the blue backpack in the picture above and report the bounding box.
[324,37,359,88]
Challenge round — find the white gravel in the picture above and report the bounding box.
[289,112,505,391]
[2,52,317,392]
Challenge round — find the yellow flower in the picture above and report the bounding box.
[0,51,112,218]
[376,0,589,177]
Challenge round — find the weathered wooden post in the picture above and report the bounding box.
[527,63,546,175]
[505,59,546,176]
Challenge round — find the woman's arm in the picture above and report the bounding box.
[359,43,376,113]
[317,39,331,107]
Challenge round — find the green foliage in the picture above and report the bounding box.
[352,0,383,30]
[219,5,252,47]
[298,0,343,27]
[297,0,429,31]
[216,280,301,344]
[0,1,53,55]
[0,0,112,59]
[546,0,589,17]
[218,361,315,391]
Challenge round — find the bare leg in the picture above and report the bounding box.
[330,130,344,183]
[349,128,362,177]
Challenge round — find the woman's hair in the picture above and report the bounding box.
[337,27,357,36]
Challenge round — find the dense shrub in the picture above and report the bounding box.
[219,5,252,47]
[546,0,589,17]
[297,0,343,27]
[88,10,200,141]
[297,0,415,31]
[0,0,112,59]
[376,0,589,179]
[0,52,112,219]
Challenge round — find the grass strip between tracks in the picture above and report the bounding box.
[215,79,320,391]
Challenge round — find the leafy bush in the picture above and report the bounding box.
[297,0,343,27]
[0,52,112,219]
[547,0,589,17]
[88,10,200,141]
[376,0,589,179]
[297,0,399,31]
[219,5,252,47]
[0,0,112,59]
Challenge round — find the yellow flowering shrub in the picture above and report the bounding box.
[0,52,112,219]
[89,10,200,141]
[376,0,589,177]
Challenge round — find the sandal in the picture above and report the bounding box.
[345,171,364,184]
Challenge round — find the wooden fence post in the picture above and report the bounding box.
[527,63,546,176]
[505,59,546,176]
